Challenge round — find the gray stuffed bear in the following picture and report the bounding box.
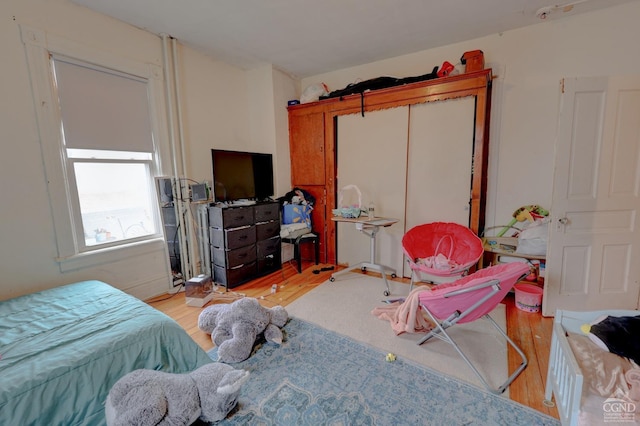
[198,297,289,363]
[105,363,249,425]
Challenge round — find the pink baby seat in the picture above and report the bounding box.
[402,222,484,289]
[417,262,531,394]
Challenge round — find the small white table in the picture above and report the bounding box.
[329,216,399,295]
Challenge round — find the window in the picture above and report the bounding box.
[52,57,161,251]
[22,26,169,272]
[69,151,156,248]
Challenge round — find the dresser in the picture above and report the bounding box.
[209,201,281,289]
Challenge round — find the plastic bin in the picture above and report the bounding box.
[514,283,543,313]
[185,274,214,307]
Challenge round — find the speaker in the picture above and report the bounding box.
[191,183,208,202]
[156,177,173,203]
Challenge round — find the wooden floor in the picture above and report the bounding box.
[147,260,559,420]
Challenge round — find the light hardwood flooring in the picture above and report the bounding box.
[147,260,559,420]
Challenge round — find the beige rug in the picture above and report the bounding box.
[286,272,509,392]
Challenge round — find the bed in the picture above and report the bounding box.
[544,309,640,426]
[0,280,212,425]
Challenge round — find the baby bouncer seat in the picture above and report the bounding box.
[402,222,484,290]
[417,262,530,394]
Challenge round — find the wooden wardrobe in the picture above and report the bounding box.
[287,69,493,265]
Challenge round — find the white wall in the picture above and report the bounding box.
[244,66,298,199]
[178,46,253,184]
[301,2,640,230]
[182,60,296,198]
[0,0,260,300]
[272,67,298,199]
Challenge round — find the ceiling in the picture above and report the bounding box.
[72,0,635,79]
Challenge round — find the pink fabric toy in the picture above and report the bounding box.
[372,287,434,335]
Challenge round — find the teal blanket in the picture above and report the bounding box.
[0,280,212,425]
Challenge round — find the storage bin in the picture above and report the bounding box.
[461,50,484,72]
[185,274,214,307]
[283,204,311,226]
[514,283,543,313]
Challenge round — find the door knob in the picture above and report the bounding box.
[556,216,569,231]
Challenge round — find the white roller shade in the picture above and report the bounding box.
[53,57,154,153]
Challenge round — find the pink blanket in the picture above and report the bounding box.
[371,287,434,335]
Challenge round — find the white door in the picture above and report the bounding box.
[404,97,475,277]
[336,108,409,274]
[543,76,640,316]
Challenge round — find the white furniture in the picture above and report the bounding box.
[329,216,398,295]
[544,309,640,426]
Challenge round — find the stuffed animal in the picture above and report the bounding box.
[105,363,249,425]
[198,297,289,363]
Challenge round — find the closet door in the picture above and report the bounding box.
[336,108,408,274]
[404,97,475,276]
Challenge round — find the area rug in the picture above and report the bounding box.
[285,272,508,390]
[209,318,559,425]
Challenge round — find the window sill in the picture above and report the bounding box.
[56,238,167,272]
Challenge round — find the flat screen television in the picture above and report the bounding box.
[211,149,274,202]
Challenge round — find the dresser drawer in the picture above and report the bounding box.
[161,206,177,226]
[254,202,280,223]
[257,237,280,258]
[257,237,281,274]
[257,253,281,275]
[210,226,256,250]
[213,262,257,288]
[256,221,280,241]
[211,244,256,269]
[209,205,255,229]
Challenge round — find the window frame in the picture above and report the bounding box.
[21,25,170,272]
[67,155,159,252]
